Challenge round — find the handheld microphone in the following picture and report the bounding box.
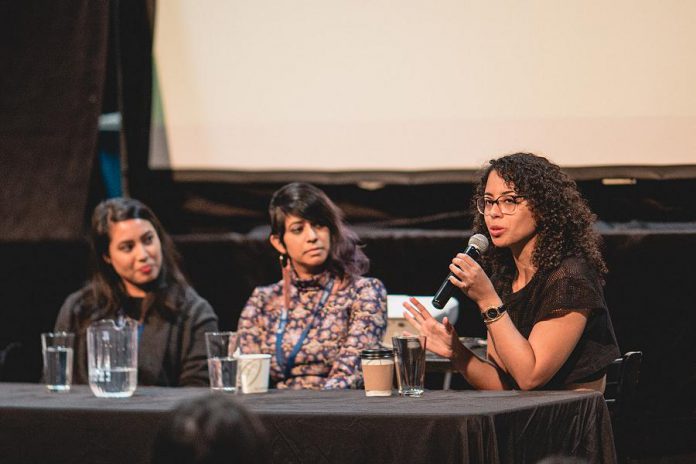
[432,234,489,309]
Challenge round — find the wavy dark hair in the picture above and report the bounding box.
[82,197,188,320]
[152,394,270,464]
[472,153,607,296]
[269,183,369,279]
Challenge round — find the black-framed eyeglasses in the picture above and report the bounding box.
[476,195,525,215]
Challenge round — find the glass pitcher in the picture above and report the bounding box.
[87,318,138,398]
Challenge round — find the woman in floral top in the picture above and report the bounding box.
[237,183,387,389]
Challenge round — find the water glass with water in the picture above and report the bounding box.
[392,335,427,397]
[87,318,138,398]
[205,331,238,392]
[41,332,75,392]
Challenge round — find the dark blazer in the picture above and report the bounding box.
[54,286,218,387]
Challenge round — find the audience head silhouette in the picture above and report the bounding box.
[152,394,269,464]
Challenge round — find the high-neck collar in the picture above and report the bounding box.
[293,269,332,291]
[121,296,145,320]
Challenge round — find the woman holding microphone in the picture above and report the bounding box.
[404,153,619,391]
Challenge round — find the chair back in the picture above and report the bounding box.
[604,351,643,419]
[0,342,22,381]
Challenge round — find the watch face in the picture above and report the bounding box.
[486,308,498,319]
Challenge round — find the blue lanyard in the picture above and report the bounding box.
[275,279,335,379]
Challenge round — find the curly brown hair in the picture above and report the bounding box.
[472,153,607,296]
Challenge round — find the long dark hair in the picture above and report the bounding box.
[82,197,188,320]
[472,153,607,296]
[269,183,369,279]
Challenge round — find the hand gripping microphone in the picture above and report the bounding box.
[432,234,490,309]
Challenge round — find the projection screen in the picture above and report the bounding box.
[151,1,696,182]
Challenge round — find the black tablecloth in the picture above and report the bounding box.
[0,383,616,464]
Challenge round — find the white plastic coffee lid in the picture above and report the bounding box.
[386,294,459,324]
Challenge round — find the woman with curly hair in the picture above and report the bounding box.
[237,183,387,390]
[404,153,619,391]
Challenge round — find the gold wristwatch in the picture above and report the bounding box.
[481,304,507,324]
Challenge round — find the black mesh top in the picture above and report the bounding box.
[503,256,621,388]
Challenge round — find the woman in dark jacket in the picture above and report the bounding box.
[55,197,218,386]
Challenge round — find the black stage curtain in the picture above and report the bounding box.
[0,2,109,240]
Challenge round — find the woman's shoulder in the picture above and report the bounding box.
[239,281,283,319]
[534,256,605,314]
[349,275,385,289]
[348,276,387,307]
[60,285,92,313]
[179,285,204,303]
[55,285,96,328]
[547,256,599,283]
[178,286,215,312]
[559,255,592,271]
[243,281,283,308]
[250,280,283,297]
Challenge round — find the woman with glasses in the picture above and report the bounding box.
[404,153,619,391]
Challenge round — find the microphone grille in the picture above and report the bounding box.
[468,233,489,253]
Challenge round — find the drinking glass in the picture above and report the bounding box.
[41,332,74,392]
[392,335,426,397]
[205,331,238,392]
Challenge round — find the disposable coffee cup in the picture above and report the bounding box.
[41,332,74,392]
[360,348,394,397]
[237,354,271,394]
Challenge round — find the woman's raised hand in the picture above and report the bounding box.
[448,254,500,310]
[402,297,460,359]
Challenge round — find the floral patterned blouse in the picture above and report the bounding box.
[237,271,387,390]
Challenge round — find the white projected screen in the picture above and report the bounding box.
[151,1,696,179]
